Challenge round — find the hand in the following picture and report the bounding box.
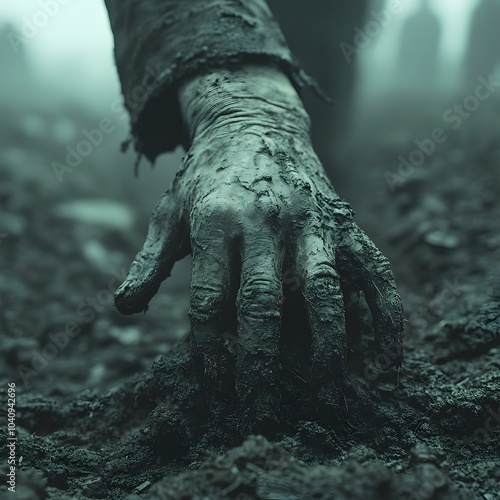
[114,65,403,428]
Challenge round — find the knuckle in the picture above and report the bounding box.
[247,195,282,222]
[189,283,225,322]
[305,263,341,299]
[305,261,339,282]
[238,276,282,319]
[290,188,314,215]
[198,196,235,221]
[351,232,395,279]
[372,255,398,288]
[378,257,395,280]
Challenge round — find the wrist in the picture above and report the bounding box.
[177,64,311,143]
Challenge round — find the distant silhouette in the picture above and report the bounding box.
[464,0,500,89]
[369,0,387,12]
[267,0,368,171]
[397,0,441,91]
[0,23,32,106]
[0,23,26,62]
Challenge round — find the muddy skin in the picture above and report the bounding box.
[113,64,403,432]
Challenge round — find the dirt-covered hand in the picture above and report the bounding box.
[114,65,403,427]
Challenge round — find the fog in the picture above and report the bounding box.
[0,0,485,106]
[1,0,117,109]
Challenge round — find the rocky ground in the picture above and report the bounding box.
[0,96,499,499]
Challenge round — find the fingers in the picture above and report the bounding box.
[114,190,189,314]
[236,225,284,427]
[337,225,404,366]
[189,202,233,396]
[296,231,347,414]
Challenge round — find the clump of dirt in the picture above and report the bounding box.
[5,286,499,498]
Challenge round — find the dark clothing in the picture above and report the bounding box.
[104,0,312,163]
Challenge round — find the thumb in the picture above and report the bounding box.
[114,190,189,314]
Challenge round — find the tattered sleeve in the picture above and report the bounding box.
[104,0,312,163]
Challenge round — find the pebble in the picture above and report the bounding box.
[53,200,135,230]
[424,230,460,249]
[109,325,141,345]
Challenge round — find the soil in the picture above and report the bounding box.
[1,94,499,499]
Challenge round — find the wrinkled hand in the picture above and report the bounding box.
[114,65,403,428]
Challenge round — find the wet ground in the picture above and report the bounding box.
[1,95,499,499]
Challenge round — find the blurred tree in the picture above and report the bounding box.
[369,0,387,11]
[396,0,441,92]
[267,0,368,172]
[464,0,500,88]
[0,23,31,105]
